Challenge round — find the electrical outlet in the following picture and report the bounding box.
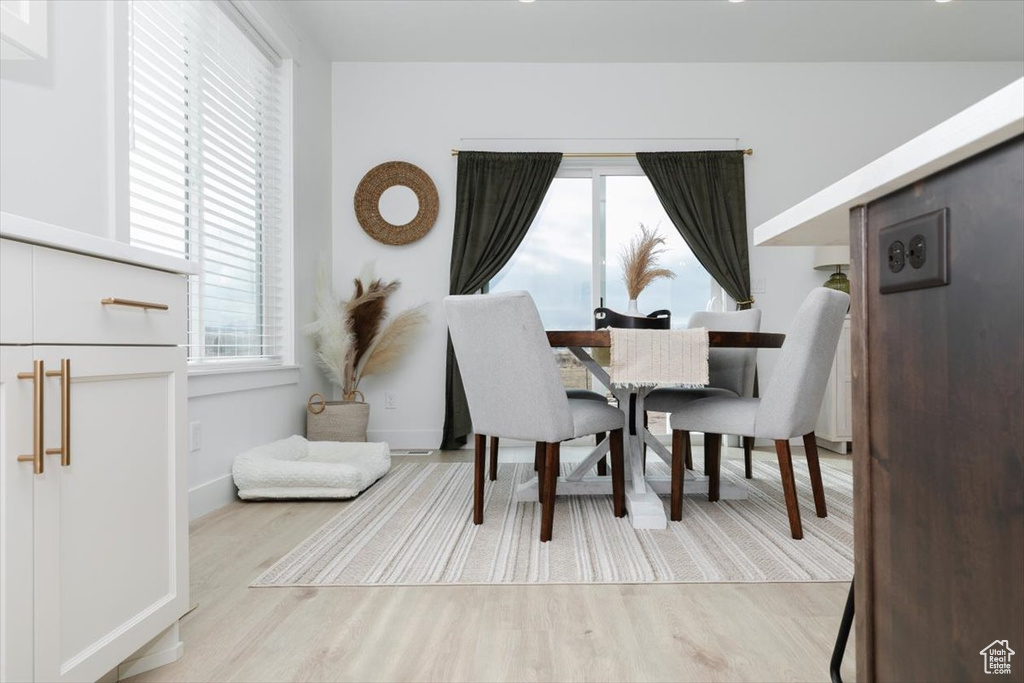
[189,421,202,452]
[907,234,927,269]
[384,392,397,410]
[879,208,949,294]
[887,240,906,273]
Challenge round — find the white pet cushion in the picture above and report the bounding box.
[232,435,391,500]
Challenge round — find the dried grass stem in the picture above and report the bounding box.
[620,223,676,301]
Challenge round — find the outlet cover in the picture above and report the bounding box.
[384,392,396,410]
[878,208,949,294]
[189,421,202,452]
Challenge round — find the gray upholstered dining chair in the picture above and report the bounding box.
[489,306,671,478]
[646,308,762,477]
[444,291,627,542]
[483,372,611,482]
[668,288,849,539]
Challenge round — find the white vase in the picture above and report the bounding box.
[626,299,641,316]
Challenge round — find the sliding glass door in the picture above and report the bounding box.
[491,163,725,329]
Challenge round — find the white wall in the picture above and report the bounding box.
[179,0,335,519]
[187,14,334,518]
[331,61,1024,448]
[0,0,333,519]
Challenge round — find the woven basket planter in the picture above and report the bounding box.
[306,393,369,442]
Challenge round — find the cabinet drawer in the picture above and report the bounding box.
[33,246,186,346]
[0,238,33,343]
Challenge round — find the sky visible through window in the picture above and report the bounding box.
[491,174,713,330]
[491,178,593,329]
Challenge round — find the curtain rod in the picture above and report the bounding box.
[450,149,753,158]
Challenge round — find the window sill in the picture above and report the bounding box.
[188,364,301,399]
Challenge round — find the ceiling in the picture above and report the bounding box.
[285,0,1024,63]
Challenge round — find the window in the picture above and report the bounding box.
[127,0,284,365]
[488,177,594,329]
[491,164,723,329]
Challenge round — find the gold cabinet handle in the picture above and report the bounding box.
[45,358,70,467]
[101,297,169,311]
[16,361,44,474]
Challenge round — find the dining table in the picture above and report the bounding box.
[514,328,786,530]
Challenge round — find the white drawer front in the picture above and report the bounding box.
[33,246,186,346]
[0,238,33,343]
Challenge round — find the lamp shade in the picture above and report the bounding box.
[813,245,850,270]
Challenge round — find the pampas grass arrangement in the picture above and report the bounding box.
[620,223,676,301]
[305,261,427,400]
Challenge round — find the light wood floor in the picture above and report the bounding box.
[130,445,855,683]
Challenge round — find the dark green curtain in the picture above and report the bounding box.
[441,151,563,450]
[636,151,753,309]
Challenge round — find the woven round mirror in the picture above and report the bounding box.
[354,161,439,246]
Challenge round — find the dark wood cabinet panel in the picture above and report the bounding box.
[852,136,1024,682]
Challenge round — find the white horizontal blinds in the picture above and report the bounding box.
[128,0,283,364]
[192,0,282,364]
[128,0,198,259]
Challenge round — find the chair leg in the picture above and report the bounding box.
[540,442,560,542]
[489,436,499,482]
[743,436,755,479]
[802,432,828,518]
[534,442,545,500]
[595,432,608,476]
[684,431,693,470]
[610,429,625,517]
[774,439,804,539]
[705,433,722,502]
[830,579,856,683]
[474,434,486,525]
[671,430,685,521]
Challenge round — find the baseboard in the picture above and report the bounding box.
[815,436,851,454]
[188,473,238,520]
[366,429,443,450]
[118,622,183,680]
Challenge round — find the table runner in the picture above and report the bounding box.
[608,328,709,387]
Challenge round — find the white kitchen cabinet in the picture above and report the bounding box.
[0,0,47,60]
[0,346,36,683]
[816,315,852,453]
[0,238,189,683]
[33,346,187,682]
[32,247,186,347]
[0,238,32,343]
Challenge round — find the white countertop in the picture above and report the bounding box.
[0,212,199,275]
[753,78,1024,247]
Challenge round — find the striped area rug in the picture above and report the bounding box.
[253,457,853,587]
